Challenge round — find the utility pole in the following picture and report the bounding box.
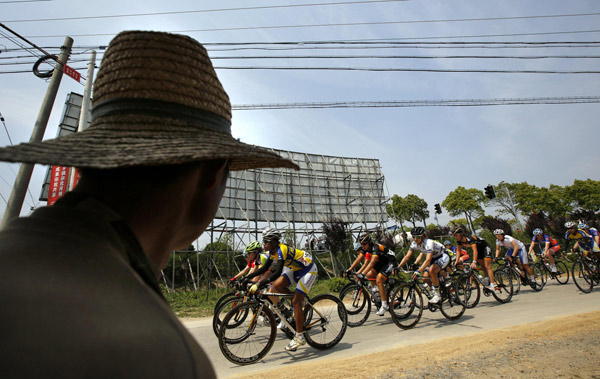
[68,50,95,191]
[0,37,73,230]
[504,185,524,231]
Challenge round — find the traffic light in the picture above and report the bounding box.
[484,185,496,199]
[434,203,442,214]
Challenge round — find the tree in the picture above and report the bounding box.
[321,217,349,276]
[386,194,410,232]
[487,181,525,221]
[565,179,600,213]
[442,186,484,234]
[480,216,513,236]
[404,194,429,227]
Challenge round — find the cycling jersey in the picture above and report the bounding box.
[532,234,559,248]
[497,235,526,251]
[457,235,492,259]
[364,243,396,263]
[588,228,599,238]
[248,252,270,269]
[448,246,470,260]
[269,244,313,271]
[409,238,447,260]
[565,229,598,252]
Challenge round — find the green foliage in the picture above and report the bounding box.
[386,193,429,227]
[442,187,484,217]
[566,179,600,212]
[322,217,349,255]
[480,216,513,235]
[326,277,349,292]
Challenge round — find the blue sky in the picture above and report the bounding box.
[0,0,599,227]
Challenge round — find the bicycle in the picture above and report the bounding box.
[453,264,513,308]
[338,271,401,327]
[388,270,467,330]
[532,252,569,285]
[218,288,348,365]
[495,257,544,293]
[213,280,295,339]
[571,249,600,294]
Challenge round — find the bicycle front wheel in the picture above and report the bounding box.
[439,279,467,321]
[218,301,276,365]
[303,294,347,349]
[572,260,594,293]
[213,294,244,337]
[554,261,570,284]
[389,283,423,330]
[339,283,371,327]
[529,265,545,291]
[491,270,513,304]
[464,275,480,309]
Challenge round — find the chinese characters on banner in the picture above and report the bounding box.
[47,166,79,206]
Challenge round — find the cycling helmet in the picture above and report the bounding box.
[354,242,362,251]
[358,233,372,245]
[411,226,425,237]
[578,222,589,229]
[262,227,282,242]
[243,241,261,257]
[532,228,543,236]
[564,221,577,229]
[493,229,505,235]
[451,227,464,235]
[444,240,452,246]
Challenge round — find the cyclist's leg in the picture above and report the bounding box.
[518,248,534,277]
[270,273,291,306]
[292,263,318,334]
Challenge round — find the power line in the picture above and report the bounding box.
[1,0,409,23]
[215,66,600,74]
[232,96,600,110]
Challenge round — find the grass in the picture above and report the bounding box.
[162,277,351,318]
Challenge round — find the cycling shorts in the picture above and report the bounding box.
[282,263,318,296]
[373,259,397,278]
[424,253,450,272]
[548,245,560,253]
[474,246,492,260]
[506,248,529,265]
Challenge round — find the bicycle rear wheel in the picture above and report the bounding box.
[218,301,276,365]
[572,260,594,293]
[439,279,466,321]
[506,269,521,295]
[303,294,347,349]
[554,261,570,284]
[389,283,423,330]
[339,283,371,327]
[491,270,513,304]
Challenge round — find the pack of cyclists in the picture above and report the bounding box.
[228,220,597,352]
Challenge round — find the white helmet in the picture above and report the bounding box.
[532,228,543,236]
[564,221,577,229]
[578,222,589,229]
[493,229,505,235]
[262,227,282,242]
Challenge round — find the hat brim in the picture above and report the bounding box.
[0,115,298,171]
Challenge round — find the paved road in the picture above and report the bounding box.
[184,281,600,378]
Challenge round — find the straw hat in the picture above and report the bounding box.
[0,31,298,171]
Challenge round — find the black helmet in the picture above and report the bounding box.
[411,227,425,237]
[451,227,464,235]
[358,233,372,245]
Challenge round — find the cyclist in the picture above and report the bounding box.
[230,241,270,282]
[564,221,600,259]
[244,227,318,352]
[527,228,560,273]
[397,227,450,304]
[578,221,600,251]
[346,241,377,280]
[355,232,398,316]
[494,229,535,283]
[452,227,496,292]
[444,240,470,268]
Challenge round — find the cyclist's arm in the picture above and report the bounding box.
[348,253,365,272]
[360,254,378,275]
[528,241,536,255]
[397,249,413,268]
[418,253,432,274]
[258,259,283,287]
[414,252,424,266]
[470,243,479,267]
[543,242,551,255]
[246,258,272,280]
[495,244,501,259]
[234,266,251,280]
[511,240,519,258]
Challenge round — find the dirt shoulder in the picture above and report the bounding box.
[229,311,600,378]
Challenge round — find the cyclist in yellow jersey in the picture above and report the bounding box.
[245,227,318,352]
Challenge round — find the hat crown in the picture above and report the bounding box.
[92,31,231,123]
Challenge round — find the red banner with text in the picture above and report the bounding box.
[47,165,70,206]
